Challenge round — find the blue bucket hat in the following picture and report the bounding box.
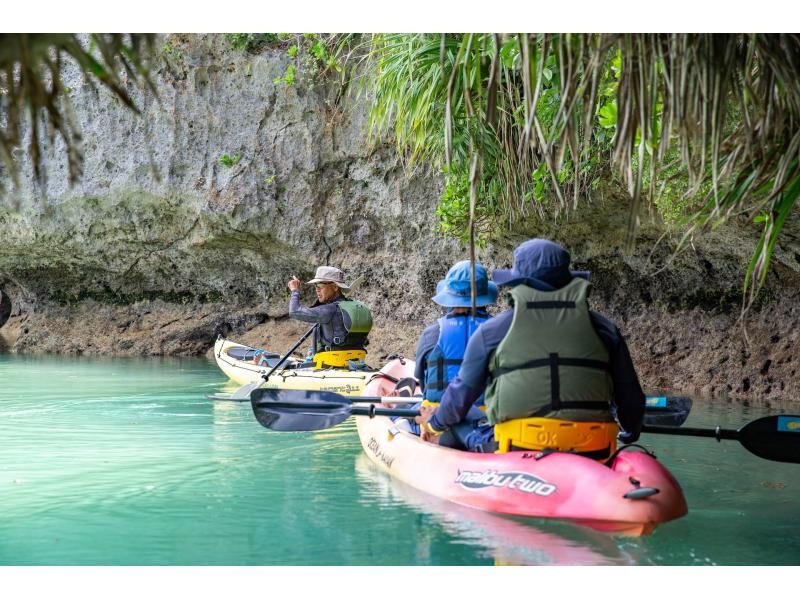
[491,239,590,289]
[432,260,498,308]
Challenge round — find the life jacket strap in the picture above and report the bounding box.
[491,355,611,378]
[429,356,463,390]
[492,352,611,412]
[525,300,576,309]
[332,331,369,350]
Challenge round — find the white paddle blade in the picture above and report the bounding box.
[231,380,261,401]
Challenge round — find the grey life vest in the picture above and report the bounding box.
[485,278,614,425]
[315,297,373,352]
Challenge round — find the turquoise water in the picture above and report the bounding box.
[0,353,798,566]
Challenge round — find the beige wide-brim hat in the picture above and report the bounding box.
[306,266,351,290]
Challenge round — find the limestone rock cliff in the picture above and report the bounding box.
[1,34,799,403]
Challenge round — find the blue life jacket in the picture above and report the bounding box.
[423,312,491,403]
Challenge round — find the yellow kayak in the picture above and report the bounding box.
[213,336,375,396]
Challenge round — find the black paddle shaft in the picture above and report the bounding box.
[250,389,694,433]
[262,402,419,419]
[351,405,419,418]
[263,323,318,382]
[642,425,740,441]
[644,415,800,464]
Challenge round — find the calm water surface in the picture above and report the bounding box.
[1,353,798,565]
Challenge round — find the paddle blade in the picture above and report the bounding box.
[740,415,800,464]
[250,389,353,431]
[644,396,693,427]
[206,393,248,402]
[231,380,262,402]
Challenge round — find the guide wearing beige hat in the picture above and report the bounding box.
[305,266,352,290]
[287,266,372,366]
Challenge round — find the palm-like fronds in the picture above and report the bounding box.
[365,33,800,308]
[0,33,155,198]
[364,34,573,234]
[364,34,461,169]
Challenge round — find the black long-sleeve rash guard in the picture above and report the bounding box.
[289,290,350,352]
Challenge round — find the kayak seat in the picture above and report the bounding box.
[229,347,280,362]
[393,377,418,397]
[493,417,618,460]
[369,371,400,386]
[313,350,368,369]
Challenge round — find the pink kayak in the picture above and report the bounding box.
[355,358,688,536]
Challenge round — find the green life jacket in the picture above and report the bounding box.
[332,299,373,350]
[485,278,614,425]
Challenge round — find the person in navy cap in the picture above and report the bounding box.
[415,239,645,452]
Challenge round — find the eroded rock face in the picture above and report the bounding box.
[1,35,452,308]
[1,34,799,403]
[0,290,10,328]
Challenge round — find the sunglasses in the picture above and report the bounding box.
[315,282,334,289]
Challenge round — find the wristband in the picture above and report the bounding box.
[425,421,444,436]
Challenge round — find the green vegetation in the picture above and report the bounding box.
[274,64,296,86]
[272,34,356,87]
[436,168,495,245]
[363,34,619,242]
[162,40,184,62]
[218,154,241,168]
[225,33,279,53]
[362,33,800,308]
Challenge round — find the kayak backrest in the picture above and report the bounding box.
[494,417,618,459]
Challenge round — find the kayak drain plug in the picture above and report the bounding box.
[624,477,660,500]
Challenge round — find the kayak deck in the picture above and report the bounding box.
[214,336,376,395]
[214,337,292,385]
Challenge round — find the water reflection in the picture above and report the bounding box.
[353,453,636,565]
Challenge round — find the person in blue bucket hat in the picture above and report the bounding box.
[415,239,646,454]
[391,260,497,443]
[430,259,499,309]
